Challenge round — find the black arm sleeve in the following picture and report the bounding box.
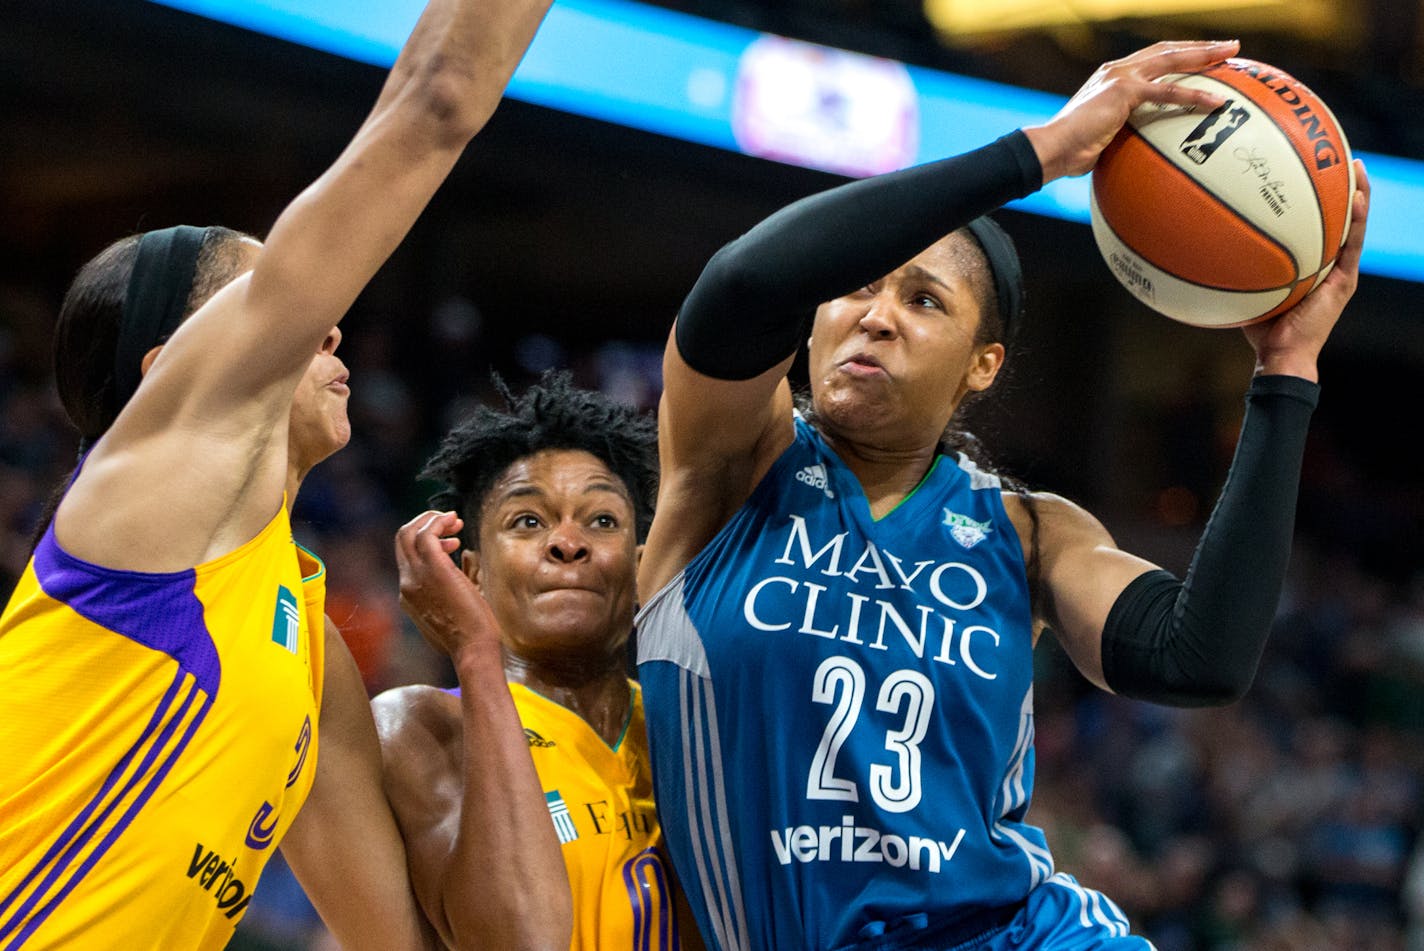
[674,130,1043,380]
[1100,374,1321,707]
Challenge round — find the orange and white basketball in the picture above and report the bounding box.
[1089,57,1355,328]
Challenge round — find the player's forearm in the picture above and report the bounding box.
[372,0,554,145]
[1101,375,1318,705]
[443,652,572,951]
[286,629,438,951]
[242,0,554,385]
[675,131,1041,379]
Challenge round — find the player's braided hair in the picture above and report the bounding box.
[420,370,658,548]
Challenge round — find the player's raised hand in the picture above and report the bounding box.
[1025,40,1240,181]
[1244,159,1370,381]
[394,509,503,664]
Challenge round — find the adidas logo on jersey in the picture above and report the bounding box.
[943,509,993,549]
[525,728,557,748]
[795,464,834,498]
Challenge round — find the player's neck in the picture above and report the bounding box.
[823,430,940,519]
[505,652,631,747]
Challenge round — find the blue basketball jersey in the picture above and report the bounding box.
[637,416,1054,950]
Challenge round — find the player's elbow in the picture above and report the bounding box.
[406,67,493,147]
[1123,669,1254,709]
[1171,677,1251,708]
[699,237,781,301]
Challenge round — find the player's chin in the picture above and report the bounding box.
[816,388,897,435]
[313,417,353,464]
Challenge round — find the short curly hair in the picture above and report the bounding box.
[420,371,658,547]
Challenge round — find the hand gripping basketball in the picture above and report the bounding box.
[1025,40,1241,182]
[1089,57,1357,328]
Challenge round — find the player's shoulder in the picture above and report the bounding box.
[371,683,461,751]
[1000,488,1115,555]
[1000,489,1092,519]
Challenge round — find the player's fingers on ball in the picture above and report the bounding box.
[1343,168,1370,248]
[1145,78,1226,110]
[1150,39,1239,70]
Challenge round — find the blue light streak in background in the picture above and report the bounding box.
[151,0,1423,282]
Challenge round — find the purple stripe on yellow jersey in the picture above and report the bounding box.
[0,673,212,950]
[0,502,324,951]
[30,530,220,695]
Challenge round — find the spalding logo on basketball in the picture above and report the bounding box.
[1089,58,1355,328]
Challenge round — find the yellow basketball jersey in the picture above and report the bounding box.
[514,681,683,951]
[0,505,325,951]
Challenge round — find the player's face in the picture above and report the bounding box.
[288,323,351,467]
[807,232,1004,448]
[471,449,639,664]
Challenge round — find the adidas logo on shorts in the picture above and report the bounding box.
[795,464,834,498]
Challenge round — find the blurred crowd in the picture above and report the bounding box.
[2,285,1421,951]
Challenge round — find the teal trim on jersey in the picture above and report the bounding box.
[874,454,947,522]
[295,541,325,583]
[520,681,637,753]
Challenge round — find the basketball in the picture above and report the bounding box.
[1089,57,1355,328]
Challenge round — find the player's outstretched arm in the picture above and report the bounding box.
[112,0,552,463]
[282,620,439,951]
[374,511,572,951]
[61,0,554,573]
[647,126,1045,595]
[231,0,554,392]
[1037,169,1370,706]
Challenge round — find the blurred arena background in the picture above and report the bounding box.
[2,1,1422,948]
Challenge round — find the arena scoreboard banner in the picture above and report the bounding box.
[150,0,1424,283]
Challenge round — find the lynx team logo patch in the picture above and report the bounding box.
[943,510,992,549]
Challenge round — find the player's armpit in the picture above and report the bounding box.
[1012,492,1161,692]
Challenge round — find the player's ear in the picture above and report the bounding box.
[139,345,165,377]
[965,342,1005,393]
[461,549,482,589]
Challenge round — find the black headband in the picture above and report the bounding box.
[112,225,211,412]
[965,216,1024,341]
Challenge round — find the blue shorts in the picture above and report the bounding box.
[845,874,1154,951]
